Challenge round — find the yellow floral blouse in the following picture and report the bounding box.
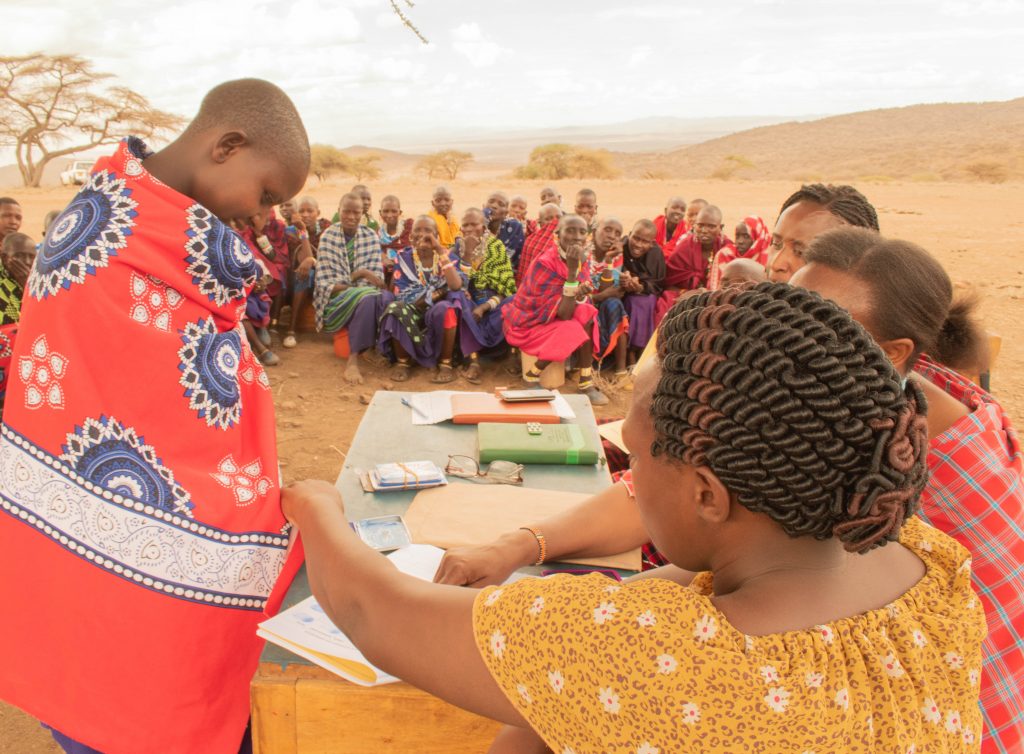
[473,517,985,753]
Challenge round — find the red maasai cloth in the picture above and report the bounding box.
[0,323,15,410]
[0,138,303,754]
[656,232,735,325]
[504,245,598,361]
[240,212,289,297]
[516,218,558,285]
[913,355,1024,753]
[653,214,688,257]
[707,215,771,290]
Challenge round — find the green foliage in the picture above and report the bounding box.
[416,150,474,180]
[310,144,350,182]
[349,154,382,181]
[513,144,619,180]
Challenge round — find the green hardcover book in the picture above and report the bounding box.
[477,422,601,465]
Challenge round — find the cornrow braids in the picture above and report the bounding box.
[778,183,879,232]
[652,282,929,553]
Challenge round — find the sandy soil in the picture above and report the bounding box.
[2,176,1021,751]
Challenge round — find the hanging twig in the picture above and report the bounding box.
[389,0,429,44]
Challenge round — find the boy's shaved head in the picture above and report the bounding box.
[185,78,310,175]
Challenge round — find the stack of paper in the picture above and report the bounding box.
[257,545,447,687]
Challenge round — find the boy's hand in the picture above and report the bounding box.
[292,218,307,234]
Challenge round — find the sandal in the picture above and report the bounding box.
[523,366,542,385]
[432,359,456,384]
[390,358,412,382]
[463,360,482,384]
[282,332,297,349]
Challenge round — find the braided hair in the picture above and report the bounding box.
[778,184,879,231]
[652,282,929,553]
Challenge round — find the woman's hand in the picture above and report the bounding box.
[281,479,345,526]
[434,533,535,587]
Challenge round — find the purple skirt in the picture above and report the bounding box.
[625,294,657,349]
[379,291,482,368]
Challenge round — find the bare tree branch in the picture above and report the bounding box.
[0,53,185,187]
[389,0,428,44]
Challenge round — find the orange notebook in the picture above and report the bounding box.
[450,393,559,425]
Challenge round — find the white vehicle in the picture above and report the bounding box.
[60,159,95,186]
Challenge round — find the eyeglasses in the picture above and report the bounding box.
[445,455,524,485]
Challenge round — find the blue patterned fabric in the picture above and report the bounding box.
[177,317,243,430]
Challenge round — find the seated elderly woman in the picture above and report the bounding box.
[284,283,984,754]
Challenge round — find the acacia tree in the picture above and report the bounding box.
[310,143,350,182]
[349,154,382,181]
[416,150,474,180]
[0,53,184,187]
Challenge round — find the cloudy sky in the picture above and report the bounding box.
[2,0,1022,147]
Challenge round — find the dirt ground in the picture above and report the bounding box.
[2,177,1022,752]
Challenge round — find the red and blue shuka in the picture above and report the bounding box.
[0,139,303,754]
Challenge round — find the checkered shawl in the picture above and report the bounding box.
[516,218,559,284]
[914,354,1024,753]
[504,245,589,330]
[313,224,383,322]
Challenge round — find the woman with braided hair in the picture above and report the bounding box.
[768,182,879,283]
[793,227,1023,754]
[281,283,983,754]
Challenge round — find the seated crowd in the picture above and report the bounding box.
[164,184,834,406]
[1,166,1021,754]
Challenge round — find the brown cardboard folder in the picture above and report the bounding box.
[404,485,641,571]
[449,393,559,425]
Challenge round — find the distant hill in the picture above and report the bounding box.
[619,99,1024,182]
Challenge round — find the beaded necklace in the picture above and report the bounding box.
[414,248,442,288]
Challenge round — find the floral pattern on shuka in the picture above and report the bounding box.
[472,518,985,754]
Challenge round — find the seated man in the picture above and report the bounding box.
[656,204,734,325]
[428,185,460,248]
[574,187,598,235]
[586,218,628,375]
[0,197,23,246]
[282,196,330,348]
[683,197,707,228]
[377,194,413,283]
[379,216,467,384]
[352,183,380,231]
[653,196,688,256]
[314,193,391,384]
[619,219,665,360]
[509,195,537,237]
[503,214,608,405]
[0,231,34,413]
[515,202,561,285]
[0,231,35,325]
[484,191,525,268]
[454,207,517,383]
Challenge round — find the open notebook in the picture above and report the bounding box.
[257,544,446,686]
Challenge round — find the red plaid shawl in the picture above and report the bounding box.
[504,245,591,331]
[516,217,558,285]
[0,138,302,754]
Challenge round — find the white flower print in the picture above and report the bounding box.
[944,651,964,670]
[656,654,678,674]
[693,614,718,643]
[484,589,503,607]
[880,652,905,677]
[815,624,835,644]
[968,668,979,687]
[962,727,976,745]
[680,702,701,725]
[599,687,621,714]
[834,688,850,710]
[593,602,619,625]
[636,744,660,754]
[605,584,621,594]
[804,671,824,688]
[760,666,780,684]
[867,715,874,735]
[912,629,928,648]
[921,698,941,723]
[562,749,576,754]
[967,596,976,610]
[548,670,565,694]
[490,630,506,658]
[906,745,916,754]
[764,687,791,713]
[919,539,932,552]
[944,709,962,733]
[636,610,657,627]
[517,683,532,705]
[529,596,545,615]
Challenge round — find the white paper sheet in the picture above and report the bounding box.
[406,391,575,425]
